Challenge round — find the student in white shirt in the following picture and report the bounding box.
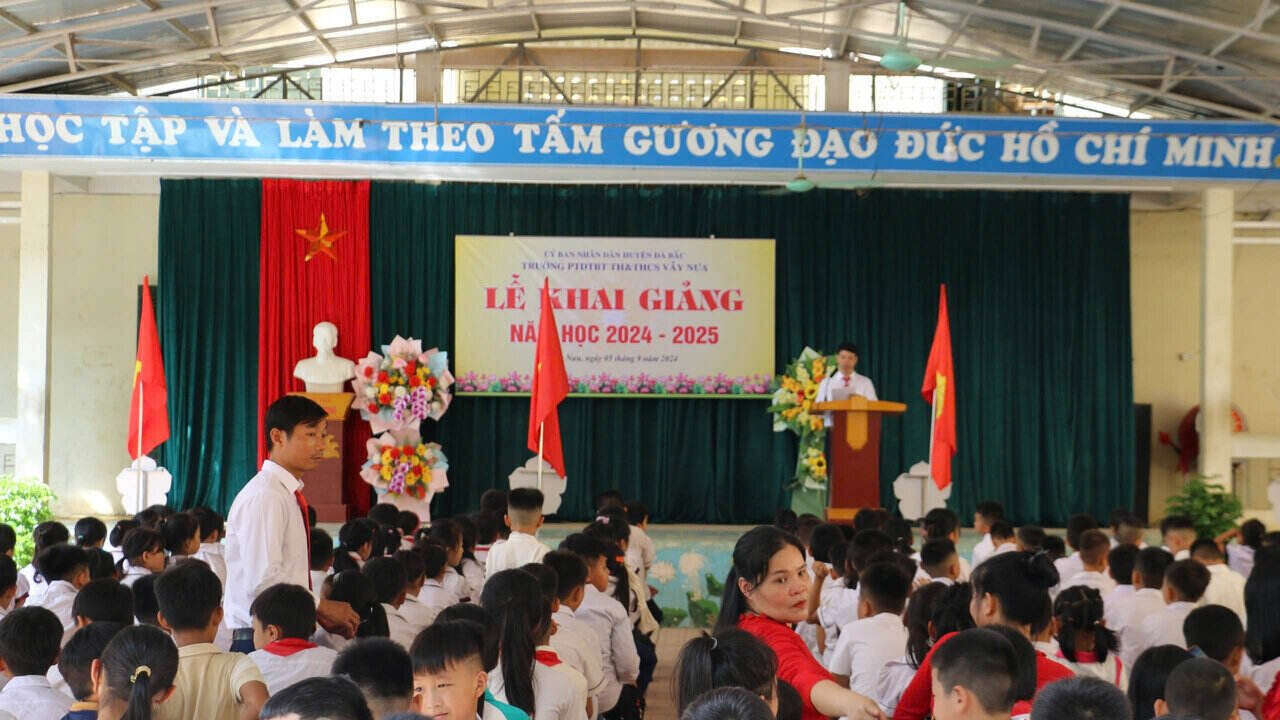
[1116,547,1176,670]
[673,629,781,717]
[873,581,974,718]
[0,556,17,622]
[454,518,486,603]
[1184,604,1249,693]
[816,342,878,430]
[915,539,961,588]
[485,488,551,578]
[1054,514,1101,593]
[308,527,335,602]
[801,524,847,662]
[332,519,376,574]
[415,544,456,623]
[811,544,858,666]
[970,501,1005,569]
[1061,530,1117,598]
[114,527,166,588]
[246,583,339,694]
[624,502,657,585]
[409,620,502,720]
[0,606,74,720]
[830,562,912,697]
[1140,559,1210,652]
[482,569,589,720]
[542,552,607,716]
[366,556,420,650]
[562,533,640,716]
[1052,586,1128,689]
[1221,519,1265,580]
[393,549,436,631]
[1191,539,1247,623]
[26,545,91,640]
[191,506,228,587]
[1160,515,1196,561]
[21,521,71,606]
[159,511,202,568]
[1102,544,1138,635]
[976,521,1018,569]
[1112,512,1147,549]
[918,509,972,582]
[427,521,470,603]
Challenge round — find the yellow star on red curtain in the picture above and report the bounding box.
[297,213,348,262]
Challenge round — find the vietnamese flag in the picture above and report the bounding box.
[528,278,571,479]
[128,276,170,459]
[921,284,956,490]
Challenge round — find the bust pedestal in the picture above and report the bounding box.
[289,391,354,522]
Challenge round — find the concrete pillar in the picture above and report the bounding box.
[15,171,51,483]
[824,59,852,112]
[1200,187,1234,488]
[416,52,442,103]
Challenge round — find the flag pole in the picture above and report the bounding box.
[926,385,938,507]
[537,422,545,491]
[136,380,145,514]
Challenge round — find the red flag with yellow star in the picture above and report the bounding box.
[128,276,170,459]
[922,284,956,490]
[528,278,571,479]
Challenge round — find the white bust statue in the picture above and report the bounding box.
[294,321,356,393]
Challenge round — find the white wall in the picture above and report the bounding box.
[0,193,17,421]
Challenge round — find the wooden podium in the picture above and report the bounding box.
[812,397,906,523]
[288,392,354,522]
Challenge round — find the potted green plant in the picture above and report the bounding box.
[0,475,57,566]
[1165,474,1243,539]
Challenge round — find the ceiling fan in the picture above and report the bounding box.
[760,128,882,195]
[869,1,1018,76]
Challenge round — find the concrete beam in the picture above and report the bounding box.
[15,170,51,483]
[1200,187,1234,488]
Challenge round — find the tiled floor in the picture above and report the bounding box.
[648,627,702,719]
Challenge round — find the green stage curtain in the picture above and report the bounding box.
[157,179,261,514]
[370,184,1134,525]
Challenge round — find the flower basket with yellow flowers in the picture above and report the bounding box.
[767,347,835,490]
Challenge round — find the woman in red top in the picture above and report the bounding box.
[892,551,1074,719]
[715,526,883,720]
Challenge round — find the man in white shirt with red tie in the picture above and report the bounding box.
[224,395,360,653]
[816,342,878,425]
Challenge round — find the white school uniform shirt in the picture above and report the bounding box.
[194,542,228,587]
[817,582,859,667]
[1246,656,1280,696]
[1061,570,1117,598]
[1228,544,1256,579]
[247,645,338,694]
[383,602,417,650]
[575,586,640,713]
[830,612,910,698]
[1118,588,1166,669]
[120,562,152,588]
[311,626,349,653]
[484,648,589,720]
[1140,601,1195,651]
[1162,545,1191,561]
[1203,562,1247,624]
[1053,553,1085,594]
[0,675,73,720]
[418,578,457,616]
[874,655,917,718]
[309,569,330,602]
[224,460,315,629]
[484,532,550,578]
[970,533,994,568]
[1052,651,1128,691]
[401,592,439,630]
[461,557,485,601]
[816,372,878,427]
[1103,585,1135,637]
[18,564,43,604]
[26,580,78,642]
[443,566,469,602]
[626,526,656,584]
[552,607,606,711]
[986,542,1019,562]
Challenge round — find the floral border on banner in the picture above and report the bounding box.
[456,372,773,396]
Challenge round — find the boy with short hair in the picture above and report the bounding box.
[58,621,128,719]
[0,606,72,719]
[918,539,960,586]
[1185,604,1246,673]
[1103,544,1138,632]
[1155,657,1237,720]
[484,488,550,577]
[1061,529,1115,596]
[1028,676,1132,720]
[1016,525,1046,553]
[191,506,228,587]
[131,573,161,626]
[411,620,529,720]
[153,560,268,720]
[541,552,606,716]
[333,637,415,718]
[1140,558,1211,651]
[1055,514,1099,589]
[364,556,416,650]
[71,578,135,627]
[1114,512,1146,548]
[247,583,338,694]
[310,527,335,602]
[1192,538,1247,622]
[1161,515,1197,560]
[970,501,1005,568]
[1117,547,1175,668]
[985,522,1017,562]
[929,628,1019,720]
[830,562,911,699]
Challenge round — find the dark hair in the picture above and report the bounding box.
[776,679,802,720]
[968,551,1058,627]
[0,524,14,554]
[190,506,224,541]
[1017,525,1046,551]
[1066,514,1100,550]
[260,675,375,720]
[675,629,777,715]
[133,506,164,529]
[836,341,860,356]
[507,487,544,512]
[264,394,328,452]
[369,503,401,528]
[1030,676,1133,720]
[394,549,426,584]
[920,539,957,577]
[1116,513,1147,546]
[881,517,913,554]
[679,686,774,720]
[34,543,89,583]
[132,573,160,626]
[1190,538,1224,562]
[73,578,134,625]
[411,619,487,674]
[845,529,895,589]
[989,521,1015,541]
[364,556,409,605]
[1136,547,1175,589]
[982,625,1038,702]
[1054,585,1118,662]
[1160,514,1195,536]
[543,550,588,600]
[1241,519,1267,549]
[584,516,632,609]
[0,555,15,594]
[0,606,63,674]
[308,505,317,527]
[625,500,649,527]
[1184,604,1244,662]
[60,621,129,700]
[1128,645,1193,720]
[428,519,463,551]
[521,562,560,603]
[154,559,221,630]
[419,542,449,580]
[474,511,505,545]
[336,519,376,568]
[716,526,806,631]
[559,532,610,562]
[115,527,163,576]
[828,543,848,578]
[480,569,551,714]
[1078,529,1111,566]
[975,501,1005,523]
[1043,535,1067,560]
[1109,544,1139,584]
[374,526,402,559]
[434,604,493,659]
[310,528,335,570]
[98,624,180,720]
[1247,545,1280,664]
[1163,657,1236,720]
[859,562,911,615]
[333,637,415,703]
[87,548,118,580]
[904,582,948,668]
[479,489,508,516]
[453,515,478,562]
[932,628,1019,713]
[773,509,798,535]
[595,490,625,513]
[109,520,140,548]
[158,511,200,555]
[914,583,975,666]
[922,508,959,540]
[75,517,109,547]
[396,511,420,538]
[808,523,845,564]
[1165,559,1210,602]
[251,583,317,640]
[330,570,389,637]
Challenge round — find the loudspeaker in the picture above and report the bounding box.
[1134,403,1152,522]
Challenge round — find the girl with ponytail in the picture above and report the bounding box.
[715,526,884,720]
[480,569,588,720]
[116,528,165,588]
[674,629,779,716]
[94,624,179,720]
[156,512,201,562]
[892,551,1076,720]
[1052,585,1126,688]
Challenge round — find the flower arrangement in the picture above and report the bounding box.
[360,429,450,502]
[455,372,771,396]
[354,336,454,433]
[767,347,835,489]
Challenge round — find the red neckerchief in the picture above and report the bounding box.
[263,638,318,657]
[535,649,562,667]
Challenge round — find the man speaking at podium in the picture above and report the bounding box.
[816,341,878,427]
